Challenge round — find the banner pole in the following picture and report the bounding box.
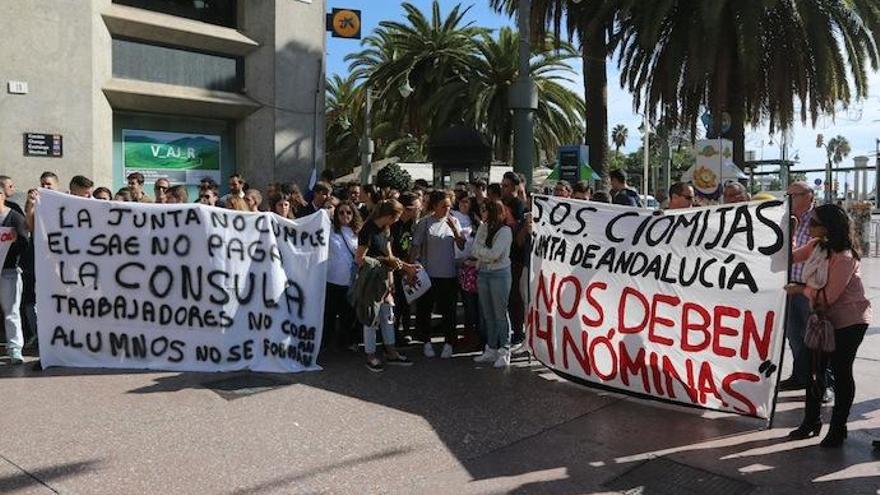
[767,198,793,430]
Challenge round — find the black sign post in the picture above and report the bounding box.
[23,133,63,157]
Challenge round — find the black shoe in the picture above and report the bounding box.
[385,354,413,366]
[820,425,847,448]
[365,359,384,373]
[778,377,806,391]
[788,420,822,440]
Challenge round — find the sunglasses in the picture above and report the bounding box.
[200,195,213,200]
[155,186,169,192]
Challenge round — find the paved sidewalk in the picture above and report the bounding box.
[1,259,879,494]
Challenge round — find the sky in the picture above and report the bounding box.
[327,0,880,192]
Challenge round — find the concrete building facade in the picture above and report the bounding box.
[0,0,325,196]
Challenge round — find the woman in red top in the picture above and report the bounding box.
[785,204,873,448]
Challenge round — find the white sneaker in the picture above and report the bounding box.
[423,343,436,358]
[473,346,497,363]
[493,348,510,368]
[440,343,454,359]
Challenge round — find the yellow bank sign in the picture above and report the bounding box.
[326,8,361,39]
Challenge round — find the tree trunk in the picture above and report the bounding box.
[583,30,608,179]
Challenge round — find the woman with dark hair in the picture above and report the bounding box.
[453,195,482,349]
[324,201,363,351]
[281,183,307,217]
[502,196,528,348]
[269,195,293,219]
[359,184,382,220]
[470,200,513,367]
[412,190,466,358]
[785,204,872,448]
[355,200,419,372]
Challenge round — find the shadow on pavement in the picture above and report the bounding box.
[4,346,879,493]
[0,459,101,493]
[228,447,414,495]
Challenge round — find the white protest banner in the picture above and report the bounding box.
[0,227,15,267]
[35,190,329,373]
[527,197,789,419]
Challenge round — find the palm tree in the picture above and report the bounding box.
[615,0,880,166]
[325,74,364,174]
[611,124,628,154]
[822,135,851,199]
[432,27,584,163]
[346,1,486,138]
[341,3,585,166]
[491,0,624,178]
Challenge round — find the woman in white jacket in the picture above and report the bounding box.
[470,200,514,368]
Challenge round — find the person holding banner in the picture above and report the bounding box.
[356,200,419,372]
[785,204,872,448]
[0,187,28,364]
[470,200,513,368]
[667,182,695,210]
[412,191,466,359]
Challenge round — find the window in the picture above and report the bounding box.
[113,0,237,28]
[113,39,243,92]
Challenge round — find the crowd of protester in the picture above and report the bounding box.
[0,165,873,450]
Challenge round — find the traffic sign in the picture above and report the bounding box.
[326,9,361,39]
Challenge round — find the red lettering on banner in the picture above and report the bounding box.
[741,310,774,361]
[681,302,711,352]
[0,231,16,242]
[722,372,759,416]
[557,276,581,319]
[581,281,606,327]
[649,351,664,396]
[619,341,649,393]
[661,355,698,403]
[618,287,649,334]
[697,361,723,405]
[536,270,556,313]
[562,326,590,375]
[648,294,679,346]
[712,306,740,358]
[532,311,556,365]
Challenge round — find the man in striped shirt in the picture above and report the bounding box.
[779,181,815,391]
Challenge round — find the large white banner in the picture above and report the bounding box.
[527,197,789,418]
[35,190,329,373]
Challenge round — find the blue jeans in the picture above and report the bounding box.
[478,267,512,350]
[363,303,395,355]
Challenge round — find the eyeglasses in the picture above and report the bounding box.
[200,195,213,200]
[155,186,169,192]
